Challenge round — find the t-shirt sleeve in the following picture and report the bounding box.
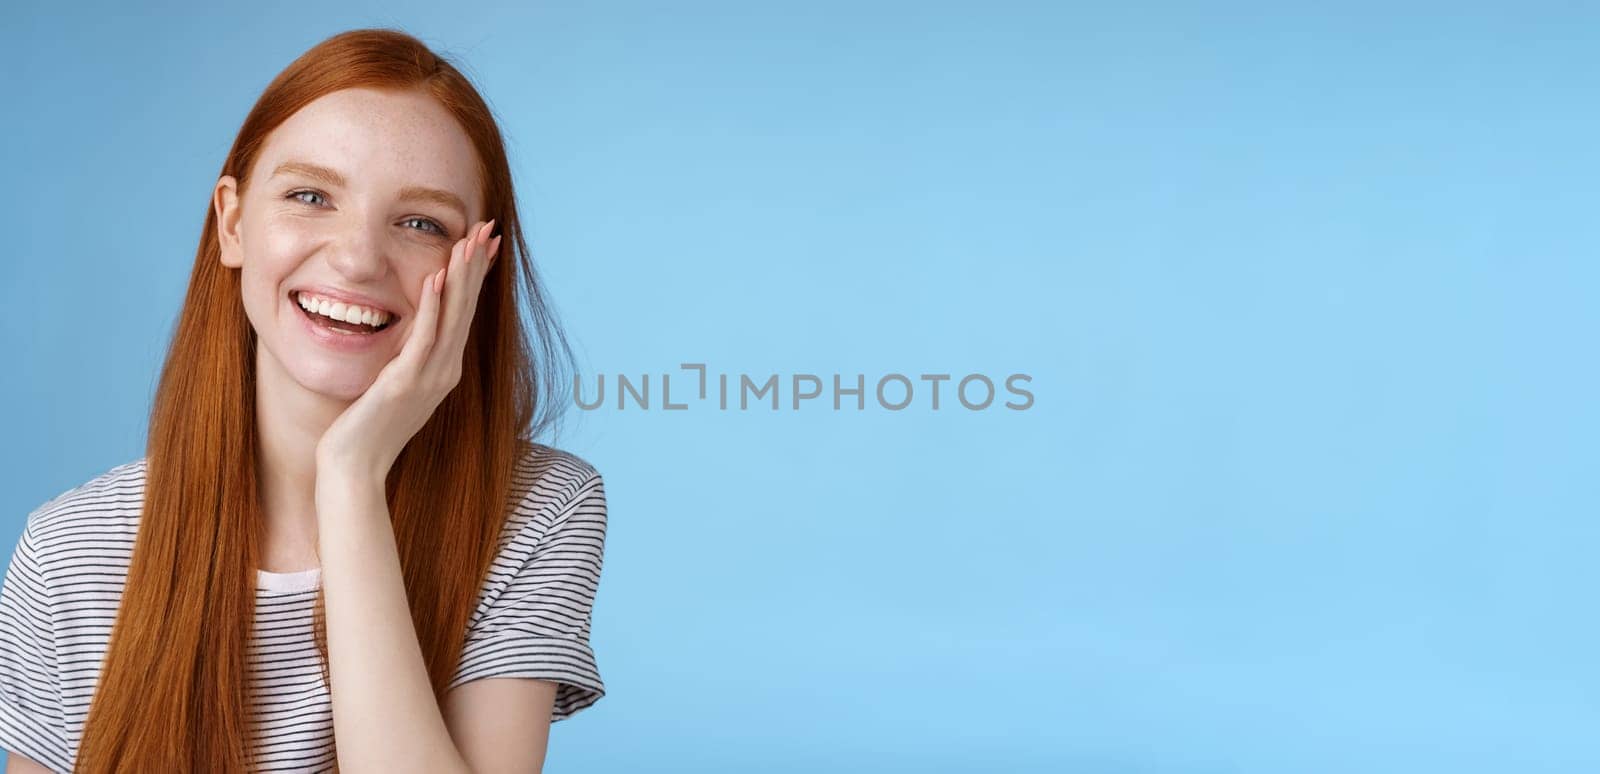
[448,467,608,722]
[0,517,70,773]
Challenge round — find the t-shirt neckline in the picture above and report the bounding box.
[256,566,322,593]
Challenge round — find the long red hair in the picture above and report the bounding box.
[74,28,577,772]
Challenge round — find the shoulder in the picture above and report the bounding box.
[502,440,606,548]
[27,457,146,532]
[21,456,145,568]
[512,439,603,508]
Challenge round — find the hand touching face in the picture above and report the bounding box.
[314,218,501,482]
[214,86,486,403]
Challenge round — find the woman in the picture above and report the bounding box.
[0,28,608,773]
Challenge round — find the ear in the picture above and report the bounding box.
[214,175,244,269]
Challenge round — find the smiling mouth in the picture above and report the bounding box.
[292,291,397,334]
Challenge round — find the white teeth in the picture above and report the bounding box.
[295,292,390,327]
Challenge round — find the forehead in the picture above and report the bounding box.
[250,87,483,218]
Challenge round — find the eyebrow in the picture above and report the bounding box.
[269,160,468,223]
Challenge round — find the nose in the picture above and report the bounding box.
[326,218,390,282]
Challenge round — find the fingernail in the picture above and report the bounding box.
[434,268,446,293]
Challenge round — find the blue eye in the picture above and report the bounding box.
[402,217,447,236]
[286,190,446,238]
[287,189,326,206]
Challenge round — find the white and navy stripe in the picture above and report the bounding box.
[0,441,607,773]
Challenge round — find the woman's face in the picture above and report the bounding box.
[213,86,485,402]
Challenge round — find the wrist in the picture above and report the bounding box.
[314,464,386,507]
[315,443,385,482]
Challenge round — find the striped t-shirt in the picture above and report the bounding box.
[0,441,608,773]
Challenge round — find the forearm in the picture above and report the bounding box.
[316,474,471,774]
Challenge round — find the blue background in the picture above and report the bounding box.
[4,2,1598,772]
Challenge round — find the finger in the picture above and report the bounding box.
[436,221,490,358]
[447,220,488,320]
[395,241,452,376]
[448,220,489,319]
[462,231,498,324]
[466,234,500,310]
[464,219,492,266]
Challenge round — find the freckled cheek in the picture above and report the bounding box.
[259,216,322,261]
[397,271,430,314]
[402,248,452,306]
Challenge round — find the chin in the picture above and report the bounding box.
[296,366,380,402]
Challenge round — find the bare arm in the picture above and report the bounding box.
[317,476,472,773]
[444,678,557,773]
[4,751,51,774]
[317,476,560,773]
